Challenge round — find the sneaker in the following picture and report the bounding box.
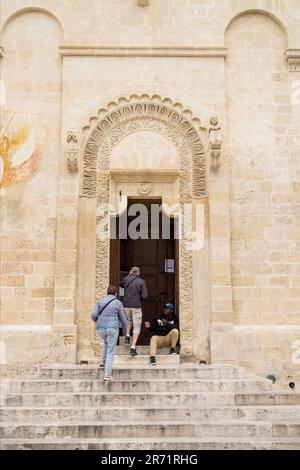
[124,336,130,345]
[149,356,156,366]
[99,362,105,368]
[103,375,114,382]
[130,347,137,356]
[169,347,177,355]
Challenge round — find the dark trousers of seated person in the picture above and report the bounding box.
[150,329,179,356]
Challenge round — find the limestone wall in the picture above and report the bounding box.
[0,1,299,386]
[0,10,66,363]
[225,12,300,387]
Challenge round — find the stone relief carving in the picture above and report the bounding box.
[82,94,206,199]
[82,94,206,357]
[208,117,222,172]
[66,130,79,173]
[138,0,149,6]
[138,182,152,195]
[288,60,300,72]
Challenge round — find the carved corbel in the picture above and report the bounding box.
[288,59,300,72]
[138,0,149,6]
[208,117,222,172]
[66,130,79,173]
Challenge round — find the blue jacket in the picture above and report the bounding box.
[91,295,128,335]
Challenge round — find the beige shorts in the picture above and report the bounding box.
[125,308,143,334]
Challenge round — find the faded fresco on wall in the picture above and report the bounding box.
[0,114,40,190]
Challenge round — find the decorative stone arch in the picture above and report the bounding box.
[81,94,206,198]
[80,93,207,358]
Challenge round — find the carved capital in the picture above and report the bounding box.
[66,150,79,173]
[138,0,149,6]
[66,130,79,173]
[288,59,300,72]
[208,117,222,172]
[286,49,300,72]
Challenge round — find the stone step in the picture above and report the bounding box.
[39,364,246,380]
[2,391,236,407]
[235,392,300,406]
[0,378,273,394]
[1,437,300,450]
[116,345,171,355]
[114,355,180,365]
[1,405,300,423]
[0,421,275,439]
[3,390,299,408]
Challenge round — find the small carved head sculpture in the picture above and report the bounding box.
[67,130,78,144]
[210,117,219,127]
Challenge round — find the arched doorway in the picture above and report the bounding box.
[110,197,179,346]
[76,94,207,362]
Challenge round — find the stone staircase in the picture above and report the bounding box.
[1,358,300,450]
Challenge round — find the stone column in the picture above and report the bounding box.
[208,64,235,364]
[192,197,211,363]
[76,197,98,363]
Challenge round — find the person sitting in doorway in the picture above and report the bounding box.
[144,303,179,366]
[120,266,148,356]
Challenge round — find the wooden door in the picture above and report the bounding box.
[110,199,177,345]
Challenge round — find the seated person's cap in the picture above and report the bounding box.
[164,303,174,311]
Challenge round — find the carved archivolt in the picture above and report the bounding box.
[82,94,206,357]
[81,94,206,199]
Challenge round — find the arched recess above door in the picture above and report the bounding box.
[81,93,207,200]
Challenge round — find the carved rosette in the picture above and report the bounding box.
[82,94,206,357]
[138,182,152,196]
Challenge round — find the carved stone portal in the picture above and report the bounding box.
[81,94,206,357]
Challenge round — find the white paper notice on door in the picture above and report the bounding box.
[165,259,175,273]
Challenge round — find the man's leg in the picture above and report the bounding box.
[150,335,165,356]
[125,308,132,343]
[130,308,142,352]
[164,328,179,354]
[169,329,179,349]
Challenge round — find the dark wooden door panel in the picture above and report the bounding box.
[111,199,177,345]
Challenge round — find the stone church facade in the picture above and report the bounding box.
[1,0,300,387]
